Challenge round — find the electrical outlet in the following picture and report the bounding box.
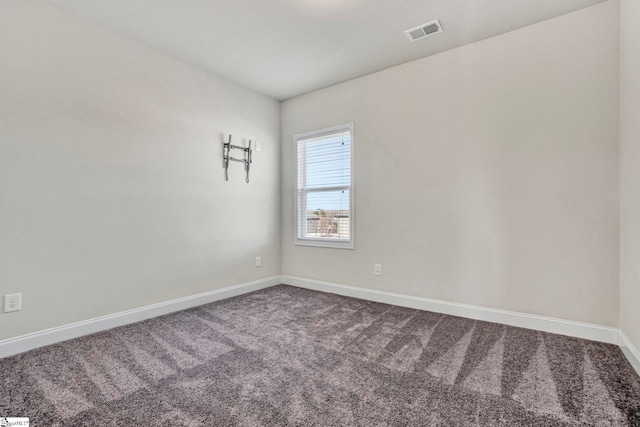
[374,264,382,276]
[256,256,262,267]
[255,141,262,151]
[4,293,21,313]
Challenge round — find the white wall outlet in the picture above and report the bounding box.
[4,293,22,313]
[256,256,262,267]
[255,141,262,151]
[374,264,382,276]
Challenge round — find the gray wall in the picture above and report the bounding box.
[1,0,628,344]
[281,1,620,326]
[620,0,640,352]
[0,0,281,340]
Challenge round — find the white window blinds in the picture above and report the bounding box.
[295,123,354,249]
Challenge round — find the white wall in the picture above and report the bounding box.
[0,0,625,345]
[620,0,640,351]
[0,0,280,341]
[281,1,620,326]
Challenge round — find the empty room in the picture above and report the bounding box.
[1,0,639,425]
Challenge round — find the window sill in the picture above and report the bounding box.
[295,239,354,250]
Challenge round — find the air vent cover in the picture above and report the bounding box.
[405,19,443,42]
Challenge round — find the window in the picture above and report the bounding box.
[295,123,354,249]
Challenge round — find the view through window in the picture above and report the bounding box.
[295,123,354,249]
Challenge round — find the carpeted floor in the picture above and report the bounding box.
[1,285,639,426]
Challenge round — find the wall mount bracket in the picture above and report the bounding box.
[223,135,252,183]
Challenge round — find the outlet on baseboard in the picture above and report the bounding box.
[374,264,382,276]
[4,293,22,313]
[256,256,262,267]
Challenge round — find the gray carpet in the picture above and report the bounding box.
[1,285,639,426]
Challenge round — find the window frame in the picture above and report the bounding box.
[294,123,355,250]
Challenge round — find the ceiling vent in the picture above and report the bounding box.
[405,19,443,42]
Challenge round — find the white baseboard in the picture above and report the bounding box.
[1,275,628,362]
[281,275,620,345]
[619,330,640,376]
[0,276,280,359]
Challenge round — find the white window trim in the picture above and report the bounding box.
[294,123,355,250]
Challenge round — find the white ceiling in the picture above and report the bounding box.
[42,0,607,101]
